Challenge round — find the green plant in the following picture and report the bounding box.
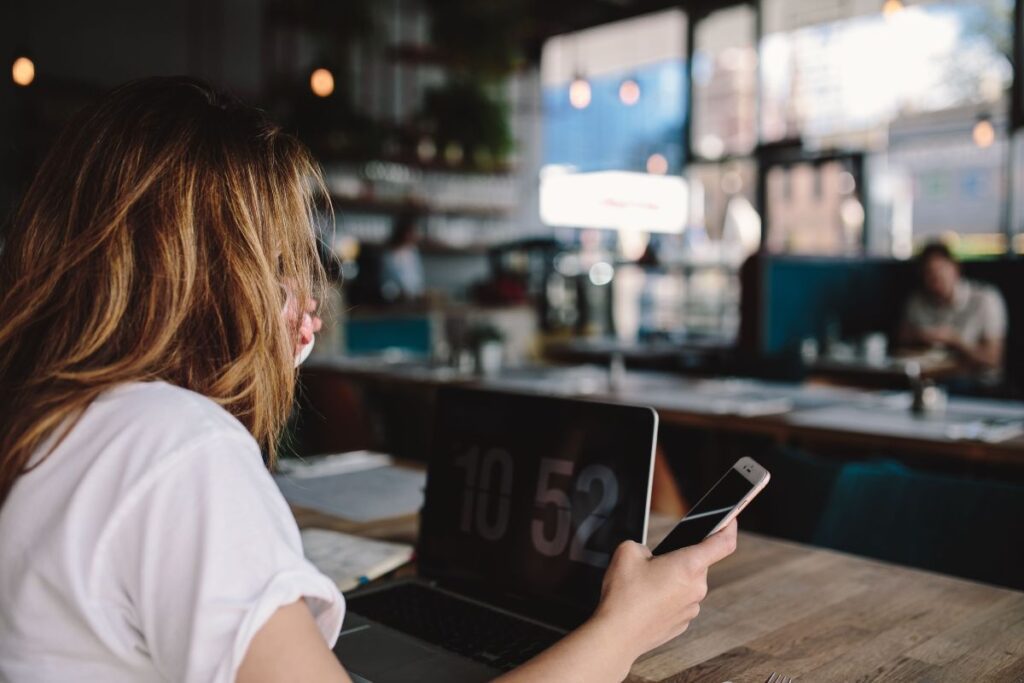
[417,80,513,167]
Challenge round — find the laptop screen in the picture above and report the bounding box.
[418,387,657,630]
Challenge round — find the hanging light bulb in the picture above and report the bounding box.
[569,76,591,109]
[619,78,640,106]
[882,0,904,18]
[11,56,35,87]
[310,68,335,97]
[972,116,995,148]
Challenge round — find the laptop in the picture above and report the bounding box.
[334,386,658,682]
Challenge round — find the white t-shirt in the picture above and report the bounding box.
[0,381,345,682]
[903,279,1007,347]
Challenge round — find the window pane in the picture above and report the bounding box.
[687,159,759,255]
[541,9,687,174]
[539,10,689,233]
[761,0,1012,256]
[691,5,757,158]
[760,0,1012,148]
[870,111,1008,258]
[766,158,865,255]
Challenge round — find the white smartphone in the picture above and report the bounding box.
[653,457,770,556]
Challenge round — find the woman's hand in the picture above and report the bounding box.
[496,521,738,683]
[594,520,738,660]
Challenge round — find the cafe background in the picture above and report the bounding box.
[4,0,1024,591]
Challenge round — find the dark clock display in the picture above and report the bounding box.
[418,388,657,630]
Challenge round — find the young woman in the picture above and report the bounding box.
[0,78,736,682]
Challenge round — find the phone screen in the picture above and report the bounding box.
[652,468,755,555]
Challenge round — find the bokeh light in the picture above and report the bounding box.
[881,0,904,19]
[569,78,591,109]
[972,119,995,148]
[310,68,335,97]
[12,57,35,87]
[646,153,668,175]
[619,79,640,106]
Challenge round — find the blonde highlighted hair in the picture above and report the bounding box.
[0,77,327,505]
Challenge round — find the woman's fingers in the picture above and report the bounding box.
[658,520,738,572]
[688,520,738,567]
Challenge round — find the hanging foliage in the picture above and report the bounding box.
[417,80,513,168]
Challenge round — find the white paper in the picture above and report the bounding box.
[301,528,413,592]
[276,450,393,479]
[275,465,426,522]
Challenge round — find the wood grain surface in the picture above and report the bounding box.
[632,518,1024,682]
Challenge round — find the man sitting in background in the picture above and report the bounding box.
[898,242,1007,384]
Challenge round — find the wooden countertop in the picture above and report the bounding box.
[294,500,1024,681]
[632,517,1024,682]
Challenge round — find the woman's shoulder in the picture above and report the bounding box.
[69,381,262,486]
[95,381,253,442]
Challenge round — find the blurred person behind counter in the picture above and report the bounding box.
[897,241,1007,387]
[349,211,425,306]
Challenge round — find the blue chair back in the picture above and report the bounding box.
[814,460,1024,590]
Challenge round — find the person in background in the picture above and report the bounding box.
[898,241,1007,382]
[379,210,425,301]
[0,77,736,683]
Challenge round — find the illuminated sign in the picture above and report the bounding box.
[540,169,688,233]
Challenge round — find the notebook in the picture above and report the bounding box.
[275,452,426,523]
[301,528,414,592]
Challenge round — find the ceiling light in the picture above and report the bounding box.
[646,153,668,175]
[882,0,904,18]
[12,56,34,87]
[569,77,591,109]
[619,78,640,106]
[973,117,995,148]
[310,68,334,97]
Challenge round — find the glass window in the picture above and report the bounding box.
[687,160,759,256]
[539,10,689,234]
[691,5,758,159]
[1012,128,1024,254]
[871,110,1009,258]
[760,0,1012,148]
[765,157,865,255]
[541,9,687,175]
[760,0,1012,256]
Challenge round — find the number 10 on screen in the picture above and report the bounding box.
[455,447,620,568]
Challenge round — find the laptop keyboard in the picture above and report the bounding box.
[347,583,564,671]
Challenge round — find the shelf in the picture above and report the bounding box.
[332,195,512,219]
